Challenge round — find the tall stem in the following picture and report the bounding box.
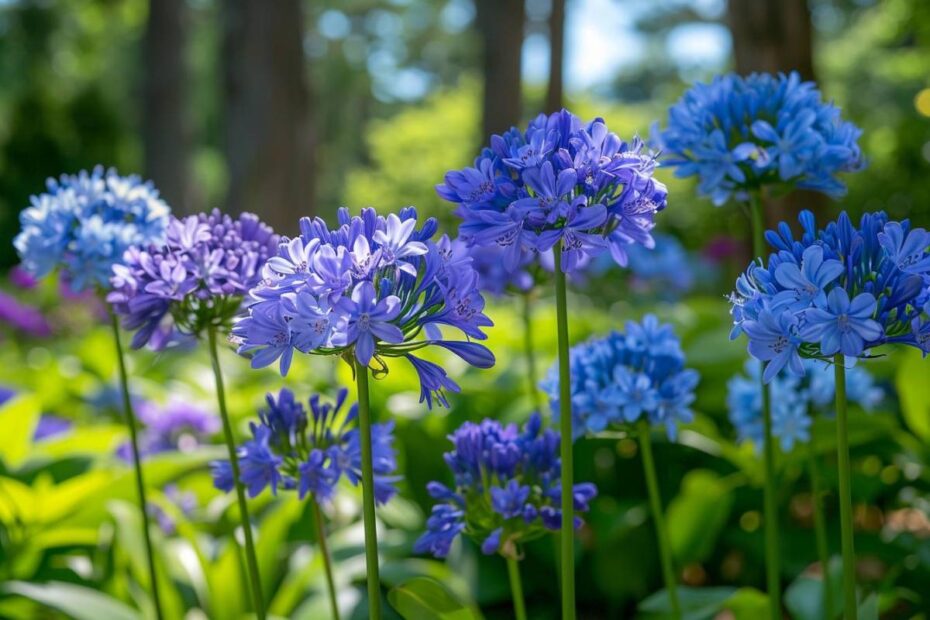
[808,445,833,620]
[553,246,575,620]
[207,326,265,620]
[110,312,164,620]
[521,292,542,413]
[835,354,856,618]
[310,499,340,620]
[750,191,780,620]
[638,421,680,620]
[355,362,382,619]
[506,557,528,620]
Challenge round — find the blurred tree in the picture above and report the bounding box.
[223,0,315,235]
[475,0,525,137]
[727,0,815,80]
[546,0,565,112]
[143,0,193,213]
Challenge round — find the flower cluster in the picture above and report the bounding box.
[108,210,279,350]
[541,315,699,439]
[232,207,495,408]
[652,72,864,205]
[14,166,171,292]
[728,358,883,450]
[625,233,701,298]
[211,388,399,503]
[729,210,930,382]
[0,290,51,338]
[117,399,219,460]
[414,413,597,559]
[437,109,668,272]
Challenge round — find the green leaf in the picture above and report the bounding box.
[896,348,930,441]
[638,586,737,620]
[387,577,479,620]
[724,588,770,619]
[784,557,843,620]
[3,580,141,620]
[666,470,733,564]
[0,395,40,468]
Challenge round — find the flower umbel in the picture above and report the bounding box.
[14,166,171,292]
[414,414,597,559]
[211,388,399,503]
[232,207,495,408]
[438,109,668,273]
[653,72,864,205]
[729,210,930,378]
[108,209,279,350]
[541,315,699,439]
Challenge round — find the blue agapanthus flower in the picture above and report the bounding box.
[652,72,864,205]
[541,315,699,439]
[211,388,399,503]
[438,109,668,272]
[729,210,930,382]
[14,166,171,292]
[728,358,883,451]
[231,207,495,408]
[414,413,597,559]
[108,210,279,350]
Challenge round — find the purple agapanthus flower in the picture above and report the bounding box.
[232,207,495,408]
[414,414,597,559]
[541,315,699,439]
[653,72,864,205]
[14,166,171,292]
[117,399,219,460]
[108,209,279,350]
[211,388,399,504]
[438,109,667,274]
[729,210,930,380]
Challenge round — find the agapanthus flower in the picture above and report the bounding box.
[625,233,701,298]
[652,72,864,205]
[414,414,597,559]
[108,209,279,350]
[14,166,171,292]
[117,399,219,459]
[232,207,495,408]
[541,315,699,439]
[728,358,883,450]
[0,291,52,338]
[729,210,930,380]
[438,109,668,272]
[34,415,73,441]
[150,484,197,536]
[211,388,399,503]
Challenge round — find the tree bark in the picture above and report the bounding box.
[143,0,191,212]
[223,0,315,236]
[475,0,526,138]
[545,0,565,113]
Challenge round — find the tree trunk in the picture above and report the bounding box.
[143,0,191,212]
[727,0,815,80]
[475,0,526,138]
[727,0,823,225]
[545,0,565,113]
[223,0,315,236]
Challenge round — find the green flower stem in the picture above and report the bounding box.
[206,326,265,620]
[506,556,528,620]
[553,245,576,620]
[521,291,542,413]
[807,444,833,620]
[354,361,382,619]
[835,354,857,618]
[109,312,164,620]
[750,191,781,620]
[310,499,341,620]
[638,420,680,620]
